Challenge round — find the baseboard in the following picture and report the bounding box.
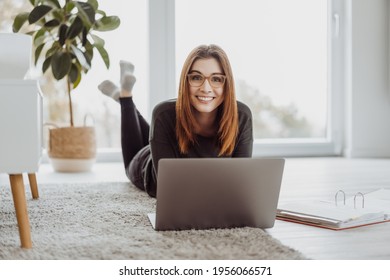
[343,147,390,158]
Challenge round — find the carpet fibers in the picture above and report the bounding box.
[0,182,306,259]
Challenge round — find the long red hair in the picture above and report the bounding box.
[176,44,238,156]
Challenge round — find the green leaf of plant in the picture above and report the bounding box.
[34,43,45,65]
[96,10,106,17]
[58,24,68,45]
[87,0,99,11]
[13,12,30,33]
[28,5,53,24]
[51,9,64,22]
[94,43,109,68]
[44,0,61,9]
[46,42,60,58]
[94,16,120,31]
[73,73,82,88]
[51,51,72,80]
[42,55,52,73]
[75,1,95,28]
[90,34,104,46]
[33,28,46,45]
[84,51,92,67]
[44,19,60,28]
[70,45,90,70]
[84,39,94,62]
[65,1,76,13]
[81,27,88,46]
[69,63,79,83]
[66,16,83,39]
[69,63,82,89]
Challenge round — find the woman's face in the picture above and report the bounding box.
[188,58,225,116]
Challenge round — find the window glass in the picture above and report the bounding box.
[175,0,328,139]
[0,0,148,148]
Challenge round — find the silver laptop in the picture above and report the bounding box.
[148,158,285,230]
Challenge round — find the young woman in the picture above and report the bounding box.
[99,44,253,197]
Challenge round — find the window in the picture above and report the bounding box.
[0,0,148,157]
[173,0,343,156]
[72,0,148,150]
[2,0,345,160]
[149,0,344,157]
[176,0,327,139]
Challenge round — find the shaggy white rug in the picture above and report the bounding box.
[0,182,306,260]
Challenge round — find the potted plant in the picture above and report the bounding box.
[12,0,120,172]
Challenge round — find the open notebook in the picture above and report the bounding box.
[277,188,390,230]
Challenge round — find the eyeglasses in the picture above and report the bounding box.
[187,73,226,88]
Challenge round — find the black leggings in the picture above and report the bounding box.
[120,97,150,175]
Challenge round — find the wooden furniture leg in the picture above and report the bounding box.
[9,174,32,249]
[28,173,39,199]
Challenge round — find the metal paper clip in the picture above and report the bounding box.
[335,190,346,206]
[354,192,365,209]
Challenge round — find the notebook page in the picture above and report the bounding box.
[346,188,390,216]
[364,188,390,200]
[278,200,385,223]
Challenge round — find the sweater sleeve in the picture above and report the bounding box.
[149,100,181,174]
[232,101,254,157]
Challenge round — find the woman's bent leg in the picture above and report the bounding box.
[137,109,150,147]
[120,97,150,170]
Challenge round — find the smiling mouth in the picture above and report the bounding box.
[197,96,215,102]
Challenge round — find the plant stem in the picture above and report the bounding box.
[67,76,74,127]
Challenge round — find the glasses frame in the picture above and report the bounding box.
[187,73,227,88]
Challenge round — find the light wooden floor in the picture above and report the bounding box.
[266,157,390,260]
[1,157,390,259]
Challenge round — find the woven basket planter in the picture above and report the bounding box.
[47,126,96,172]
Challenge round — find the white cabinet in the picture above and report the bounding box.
[0,33,42,173]
[0,32,42,248]
[0,80,42,173]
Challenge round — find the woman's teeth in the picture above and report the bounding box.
[197,96,214,101]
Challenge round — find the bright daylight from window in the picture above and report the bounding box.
[1,0,328,150]
[176,0,328,140]
[0,0,147,149]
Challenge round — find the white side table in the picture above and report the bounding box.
[0,80,42,248]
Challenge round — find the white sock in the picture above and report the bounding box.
[121,73,137,95]
[120,60,135,82]
[98,80,120,102]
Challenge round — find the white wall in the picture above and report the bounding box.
[345,0,390,157]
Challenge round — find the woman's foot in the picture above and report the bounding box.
[98,61,137,101]
[98,80,120,102]
[120,60,135,77]
[120,73,137,97]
